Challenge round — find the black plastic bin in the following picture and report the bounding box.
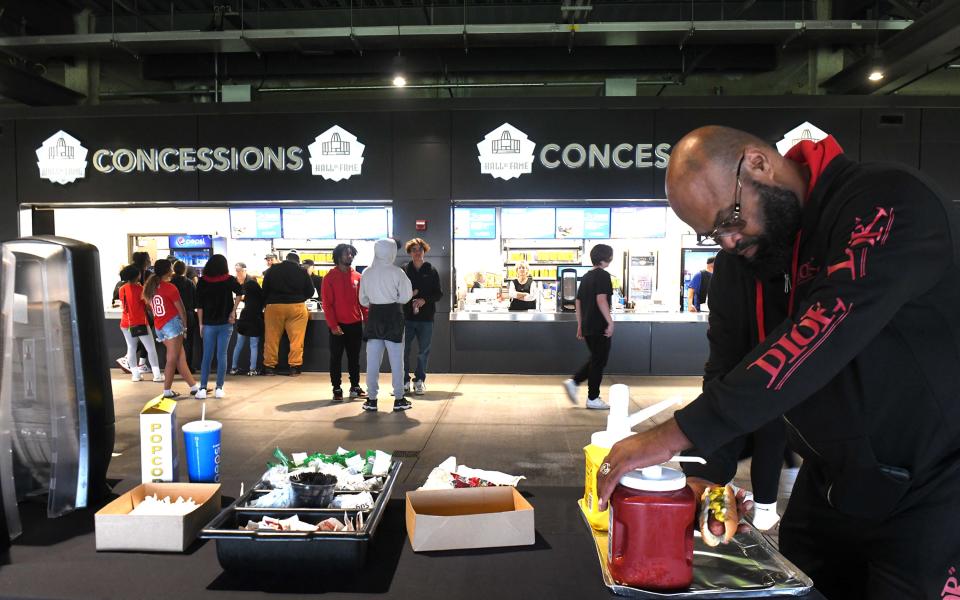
[200,461,400,573]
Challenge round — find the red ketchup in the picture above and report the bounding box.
[608,466,696,591]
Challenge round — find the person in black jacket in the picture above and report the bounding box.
[596,125,960,600]
[261,252,315,376]
[171,260,199,372]
[195,254,242,399]
[232,266,265,377]
[402,238,442,395]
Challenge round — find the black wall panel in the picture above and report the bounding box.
[16,117,200,205]
[451,109,659,200]
[197,113,393,202]
[860,108,920,167]
[921,109,960,199]
[0,121,17,242]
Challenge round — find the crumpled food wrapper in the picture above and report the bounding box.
[243,514,318,532]
[330,492,375,510]
[130,494,198,516]
[419,456,525,490]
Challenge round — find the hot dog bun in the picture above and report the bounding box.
[699,484,738,547]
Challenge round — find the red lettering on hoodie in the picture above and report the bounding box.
[827,206,895,281]
[749,298,852,389]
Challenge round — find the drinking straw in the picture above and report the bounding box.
[201,402,206,423]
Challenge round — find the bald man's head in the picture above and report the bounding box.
[666,125,807,275]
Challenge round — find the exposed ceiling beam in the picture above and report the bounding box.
[0,19,911,59]
[821,0,960,94]
[0,61,85,105]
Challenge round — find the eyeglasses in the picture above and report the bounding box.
[696,153,747,246]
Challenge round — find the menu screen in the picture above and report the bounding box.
[282,208,336,240]
[454,208,497,239]
[229,208,282,239]
[501,207,555,239]
[335,208,390,240]
[556,208,611,239]
[610,207,668,239]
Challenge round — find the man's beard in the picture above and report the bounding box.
[735,181,803,277]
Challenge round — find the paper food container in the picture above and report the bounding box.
[140,396,179,483]
[95,483,221,552]
[405,486,534,552]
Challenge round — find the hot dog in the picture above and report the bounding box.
[699,484,738,547]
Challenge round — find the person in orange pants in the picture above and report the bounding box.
[261,251,315,376]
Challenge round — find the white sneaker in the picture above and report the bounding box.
[139,364,151,374]
[586,397,610,410]
[404,382,411,393]
[195,388,207,400]
[131,372,143,382]
[752,502,781,531]
[562,379,578,404]
[152,370,164,382]
[214,388,225,399]
[414,381,425,395]
[116,356,131,374]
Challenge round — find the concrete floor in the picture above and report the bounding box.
[108,370,797,543]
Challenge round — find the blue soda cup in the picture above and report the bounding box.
[182,420,222,483]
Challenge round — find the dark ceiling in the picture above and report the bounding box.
[0,0,955,105]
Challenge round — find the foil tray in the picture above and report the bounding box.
[580,506,814,598]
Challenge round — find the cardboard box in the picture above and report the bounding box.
[405,486,534,552]
[95,483,221,552]
[140,396,178,482]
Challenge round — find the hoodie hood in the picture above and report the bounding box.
[373,239,398,264]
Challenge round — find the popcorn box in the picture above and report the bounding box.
[95,483,221,552]
[140,396,178,483]
[405,486,534,552]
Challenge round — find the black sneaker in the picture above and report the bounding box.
[361,399,378,412]
[392,398,412,412]
[229,368,239,376]
[349,386,367,399]
[332,388,344,403]
[262,367,276,376]
[288,366,302,377]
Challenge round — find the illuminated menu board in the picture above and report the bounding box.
[556,208,611,239]
[229,208,282,239]
[454,208,497,239]
[282,208,335,239]
[501,207,555,239]
[335,208,390,240]
[610,207,668,239]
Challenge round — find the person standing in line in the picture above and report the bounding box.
[263,253,278,274]
[261,251,314,376]
[195,254,242,399]
[142,259,200,399]
[171,260,199,373]
[686,256,715,312]
[232,265,265,377]
[402,238,442,395]
[302,259,324,299]
[562,244,615,410]
[359,239,413,412]
[117,264,162,382]
[322,244,368,402]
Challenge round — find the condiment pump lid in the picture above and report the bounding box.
[618,465,687,492]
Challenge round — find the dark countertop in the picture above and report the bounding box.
[0,480,826,600]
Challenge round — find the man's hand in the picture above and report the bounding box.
[596,419,692,510]
[687,304,699,313]
[604,321,614,337]
[576,326,583,340]
[413,298,426,309]
[331,326,344,336]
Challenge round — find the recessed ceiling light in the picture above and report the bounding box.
[392,75,407,87]
[868,69,884,82]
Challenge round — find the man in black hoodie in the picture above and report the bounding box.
[596,126,960,600]
[402,238,443,395]
[261,252,315,376]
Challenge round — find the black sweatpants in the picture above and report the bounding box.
[572,334,611,400]
[329,321,363,390]
[779,464,960,600]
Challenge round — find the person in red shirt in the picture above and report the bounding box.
[321,243,368,402]
[143,259,200,398]
[117,264,162,382]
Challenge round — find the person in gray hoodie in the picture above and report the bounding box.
[359,238,414,412]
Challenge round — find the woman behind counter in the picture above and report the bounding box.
[507,261,540,311]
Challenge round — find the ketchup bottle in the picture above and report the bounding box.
[608,465,696,591]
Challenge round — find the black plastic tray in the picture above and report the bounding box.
[199,460,400,572]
